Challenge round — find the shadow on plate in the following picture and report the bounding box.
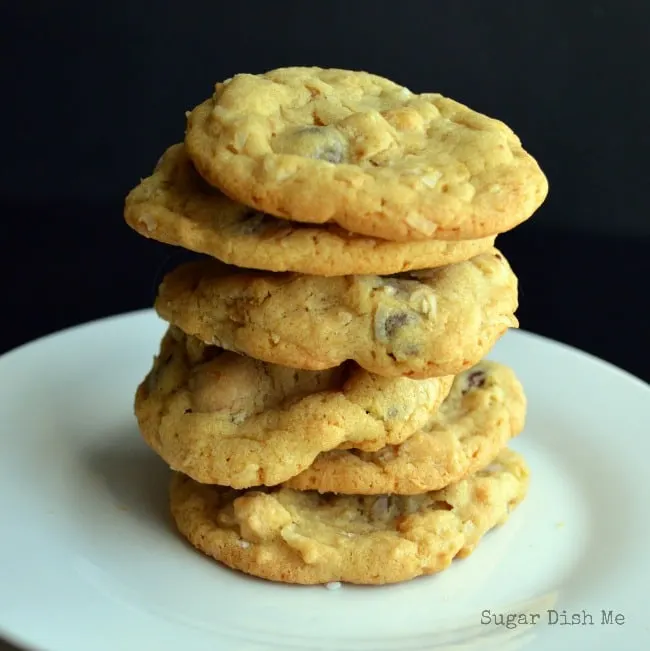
[80,423,172,533]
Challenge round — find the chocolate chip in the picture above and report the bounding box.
[278,126,348,163]
[296,127,347,163]
[463,370,486,393]
[314,141,346,163]
[384,312,412,338]
[374,306,418,346]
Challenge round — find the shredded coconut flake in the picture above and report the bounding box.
[233,130,249,152]
[410,290,437,319]
[420,171,443,189]
[238,540,251,549]
[405,212,437,236]
[139,214,157,233]
[325,581,342,590]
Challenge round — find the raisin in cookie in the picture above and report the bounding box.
[155,249,518,379]
[135,328,453,488]
[124,144,496,275]
[169,448,529,585]
[185,67,548,242]
[286,361,526,494]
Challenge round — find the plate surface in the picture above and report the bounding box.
[0,310,648,651]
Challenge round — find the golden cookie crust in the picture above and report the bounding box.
[170,448,529,585]
[286,361,526,494]
[135,328,453,488]
[185,67,548,242]
[124,144,497,276]
[155,249,518,379]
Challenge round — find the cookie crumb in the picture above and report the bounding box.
[325,581,342,590]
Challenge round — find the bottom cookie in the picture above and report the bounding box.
[170,448,529,585]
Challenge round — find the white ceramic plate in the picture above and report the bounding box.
[0,310,648,651]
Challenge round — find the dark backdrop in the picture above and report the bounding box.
[1,0,648,381]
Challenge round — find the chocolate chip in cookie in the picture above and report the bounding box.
[384,312,413,337]
[464,369,487,393]
[274,126,348,163]
[374,307,417,345]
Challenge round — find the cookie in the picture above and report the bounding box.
[185,67,548,242]
[124,144,497,276]
[155,249,518,378]
[135,328,453,488]
[286,361,526,494]
[170,447,529,585]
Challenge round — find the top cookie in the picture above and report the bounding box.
[124,144,496,276]
[185,67,548,242]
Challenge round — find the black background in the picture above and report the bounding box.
[1,0,649,382]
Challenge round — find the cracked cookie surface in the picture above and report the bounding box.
[185,67,548,242]
[135,328,453,488]
[124,144,496,275]
[169,448,529,585]
[155,249,518,378]
[286,361,526,494]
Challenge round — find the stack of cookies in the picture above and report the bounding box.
[125,67,547,585]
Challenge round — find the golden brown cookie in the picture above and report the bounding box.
[170,448,529,585]
[185,67,548,242]
[124,144,497,276]
[286,361,526,494]
[135,328,453,488]
[155,249,518,379]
